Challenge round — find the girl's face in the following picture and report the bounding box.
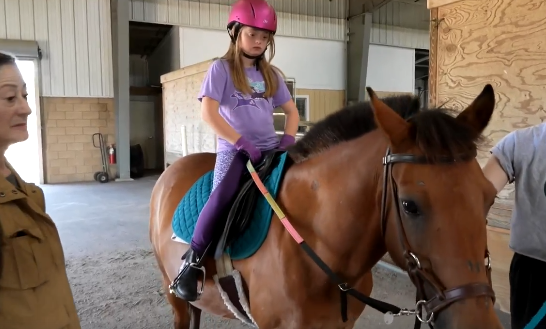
[238,26,271,57]
[0,63,31,149]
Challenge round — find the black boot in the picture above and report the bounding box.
[169,248,205,301]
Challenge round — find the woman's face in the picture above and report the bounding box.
[238,26,271,57]
[0,63,31,149]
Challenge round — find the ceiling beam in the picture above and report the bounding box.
[362,0,393,12]
[416,56,429,64]
[427,0,464,9]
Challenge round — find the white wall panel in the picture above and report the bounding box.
[369,0,430,49]
[366,44,415,93]
[0,0,113,98]
[179,27,345,90]
[371,24,429,50]
[129,0,346,41]
[373,1,430,31]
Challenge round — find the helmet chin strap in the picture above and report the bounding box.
[242,51,266,71]
[228,22,268,71]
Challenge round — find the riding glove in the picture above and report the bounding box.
[277,134,296,151]
[234,136,262,164]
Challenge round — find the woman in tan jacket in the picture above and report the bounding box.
[0,52,81,329]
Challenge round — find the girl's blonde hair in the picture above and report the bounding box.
[222,29,285,99]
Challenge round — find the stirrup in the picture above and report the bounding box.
[168,258,206,300]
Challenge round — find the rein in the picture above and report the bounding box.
[245,148,496,327]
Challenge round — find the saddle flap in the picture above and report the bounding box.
[213,150,288,259]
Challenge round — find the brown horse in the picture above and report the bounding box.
[149,85,504,329]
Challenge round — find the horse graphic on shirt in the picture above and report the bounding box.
[231,79,270,112]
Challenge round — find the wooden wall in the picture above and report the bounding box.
[428,0,546,313]
[298,89,345,122]
[161,59,217,167]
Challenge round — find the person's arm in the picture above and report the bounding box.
[201,97,241,144]
[198,60,241,145]
[482,155,510,193]
[279,99,299,137]
[484,131,517,193]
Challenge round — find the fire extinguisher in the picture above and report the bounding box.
[108,144,116,164]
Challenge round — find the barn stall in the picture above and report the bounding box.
[428,0,546,313]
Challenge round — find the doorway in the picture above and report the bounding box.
[5,59,42,184]
[130,100,157,170]
[414,48,429,108]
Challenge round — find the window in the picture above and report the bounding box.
[295,95,309,121]
[284,78,296,100]
[273,78,296,131]
[295,95,309,133]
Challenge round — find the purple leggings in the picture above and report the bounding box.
[190,150,247,254]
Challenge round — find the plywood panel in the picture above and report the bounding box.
[427,0,464,9]
[487,226,512,313]
[432,0,546,230]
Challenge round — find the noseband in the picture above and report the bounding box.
[380,147,496,327]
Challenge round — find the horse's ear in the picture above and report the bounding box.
[456,84,496,135]
[366,87,410,146]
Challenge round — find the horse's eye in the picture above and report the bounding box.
[401,200,421,216]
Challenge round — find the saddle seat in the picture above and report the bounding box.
[172,150,291,261]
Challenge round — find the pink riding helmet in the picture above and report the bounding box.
[227,0,277,34]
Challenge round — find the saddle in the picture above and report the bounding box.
[211,149,290,259]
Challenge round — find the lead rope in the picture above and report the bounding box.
[245,158,405,322]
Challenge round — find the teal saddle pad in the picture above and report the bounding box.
[172,152,288,260]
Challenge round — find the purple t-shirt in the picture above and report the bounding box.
[197,59,292,153]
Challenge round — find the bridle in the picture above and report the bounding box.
[245,148,497,328]
[379,147,496,327]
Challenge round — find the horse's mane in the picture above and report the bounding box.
[287,94,484,163]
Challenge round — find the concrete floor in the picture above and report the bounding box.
[42,176,512,329]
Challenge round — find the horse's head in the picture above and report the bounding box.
[367,85,503,328]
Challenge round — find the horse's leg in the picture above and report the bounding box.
[188,305,202,329]
[164,278,193,329]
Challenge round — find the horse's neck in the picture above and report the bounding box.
[280,134,388,279]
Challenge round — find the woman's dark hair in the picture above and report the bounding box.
[0,52,16,280]
[0,51,16,67]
